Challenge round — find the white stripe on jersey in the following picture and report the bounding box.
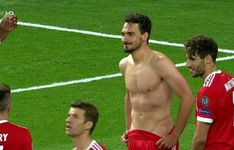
[224,78,234,92]
[203,70,222,87]
[232,91,234,127]
[86,140,103,150]
[197,116,213,123]
[92,142,103,150]
[233,91,234,105]
[0,120,8,124]
[204,73,215,87]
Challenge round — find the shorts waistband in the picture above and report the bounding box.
[127,129,161,142]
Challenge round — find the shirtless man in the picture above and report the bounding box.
[119,13,195,150]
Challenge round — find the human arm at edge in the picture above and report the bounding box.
[156,56,195,148]
[125,90,132,130]
[119,57,131,145]
[192,121,210,150]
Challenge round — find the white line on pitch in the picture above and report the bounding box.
[12,55,234,93]
[12,73,122,93]
[17,21,234,54]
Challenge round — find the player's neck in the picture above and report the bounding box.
[0,112,9,121]
[72,134,93,150]
[202,63,218,80]
[131,45,152,63]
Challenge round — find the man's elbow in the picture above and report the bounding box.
[192,136,207,149]
[193,138,206,145]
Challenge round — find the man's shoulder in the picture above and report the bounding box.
[221,71,233,79]
[204,71,232,88]
[119,55,131,64]
[200,71,234,97]
[3,121,30,133]
[119,55,131,73]
[151,50,167,57]
[148,51,176,74]
[151,50,173,64]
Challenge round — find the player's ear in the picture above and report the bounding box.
[204,55,213,64]
[142,32,149,43]
[85,121,93,130]
[7,99,12,113]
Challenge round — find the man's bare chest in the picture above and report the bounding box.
[125,65,161,93]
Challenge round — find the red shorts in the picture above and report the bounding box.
[127,130,179,150]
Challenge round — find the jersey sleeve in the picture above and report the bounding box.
[196,87,217,124]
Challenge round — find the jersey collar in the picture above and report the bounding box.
[205,70,222,81]
[0,120,8,124]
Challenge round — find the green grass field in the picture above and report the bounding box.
[1,0,234,149]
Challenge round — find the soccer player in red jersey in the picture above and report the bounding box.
[0,14,17,43]
[0,84,33,150]
[66,100,106,150]
[185,35,234,150]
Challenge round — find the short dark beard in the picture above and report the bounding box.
[123,42,141,54]
[124,48,136,53]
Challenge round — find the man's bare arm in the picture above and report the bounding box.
[119,57,131,129]
[119,57,131,145]
[156,57,195,149]
[125,91,132,130]
[192,121,210,150]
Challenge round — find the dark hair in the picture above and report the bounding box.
[0,84,11,113]
[71,100,99,134]
[184,35,218,62]
[125,13,152,43]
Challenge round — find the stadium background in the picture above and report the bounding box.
[1,0,234,149]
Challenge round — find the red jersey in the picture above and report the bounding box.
[196,70,234,149]
[0,120,33,150]
[73,140,106,150]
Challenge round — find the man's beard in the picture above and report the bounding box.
[188,67,204,78]
[123,42,141,53]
